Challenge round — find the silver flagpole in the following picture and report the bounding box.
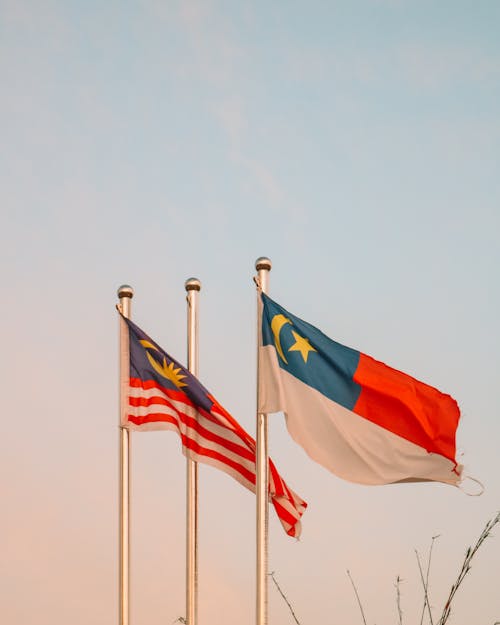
[255,257,271,625]
[118,285,134,625]
[185,278,201,625]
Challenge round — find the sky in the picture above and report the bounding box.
[1,1,499,624]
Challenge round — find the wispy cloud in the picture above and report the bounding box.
[174,0,244,86]
[211,96,291,211]
[212,96,248,155]
[169,3,297,215]
[397,41,500,89]
[241,156,285,207]
[285,40,500,91]
[178,0,213,29]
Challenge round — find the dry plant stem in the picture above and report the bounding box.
[347,569,368,625]
[416,540,436,625]
[395,575,403,625]
[437,511,500,625]
[270,571,302,625]
[416,552,430,625]
[422,536,439,625]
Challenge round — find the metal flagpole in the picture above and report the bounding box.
[255,257,272,625]
[185,278,201,625]
[118,284,134,625]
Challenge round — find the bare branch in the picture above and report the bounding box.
[437,512,500,625]
[270,571,302,625]
[416,535,438,625]
[395,575,403,625]
[347,569,368,625]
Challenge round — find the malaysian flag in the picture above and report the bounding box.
[119,314,307,538]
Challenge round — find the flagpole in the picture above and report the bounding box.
[118,284,134,625]
[255,257,272,625]
[185,278,201,625]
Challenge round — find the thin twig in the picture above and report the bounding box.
[437,512,500,625]
[347,569,368,625]
[395,575,403,625]
[416,551,434,625]
[423,536,439,624]
[416,535,438,625]
[425,537,439,592]
[270,571,302,625]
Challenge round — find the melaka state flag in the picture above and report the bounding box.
[119,313,307,538]
[258,293,462,486]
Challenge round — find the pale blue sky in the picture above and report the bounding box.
[2,2,499,624]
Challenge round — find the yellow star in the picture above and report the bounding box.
[288,330,317,363]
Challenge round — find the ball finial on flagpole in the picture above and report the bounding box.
[255,257,272,272]
[185,278,202,292]
[117,284,134,299]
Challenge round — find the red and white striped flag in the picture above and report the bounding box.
[120,314,307,538]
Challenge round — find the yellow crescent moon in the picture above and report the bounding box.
[271,314,292,364]
[139,339,187,388]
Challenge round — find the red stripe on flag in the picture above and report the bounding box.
[129,393,255,461]
[271,497,301,537]
[129,377,193,404]
[128,413,177,426]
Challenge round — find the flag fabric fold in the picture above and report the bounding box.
[120,314,307,538]
[258,292,462,487]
